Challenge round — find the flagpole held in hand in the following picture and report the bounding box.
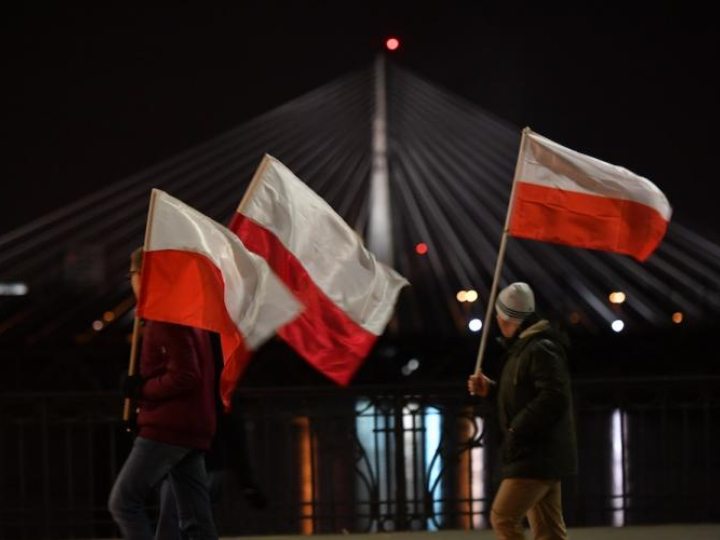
[122,315,142,425]
[474,127,529,374]
[122,189,158,426]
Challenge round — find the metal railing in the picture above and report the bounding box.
[1,377,718,539]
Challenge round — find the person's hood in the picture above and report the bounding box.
[498,313,570,352]
[519,318,570,351]
[519,319,550,339]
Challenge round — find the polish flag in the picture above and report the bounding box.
[137,189,303,408]
[508,130,672,261]
[229,155,409,385]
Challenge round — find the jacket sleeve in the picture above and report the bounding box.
[141,325,202,401]
[484,379,499,401]
[509,339,571,441]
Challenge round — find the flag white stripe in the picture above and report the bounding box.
[519,131,672,221]
[148,189,302,349]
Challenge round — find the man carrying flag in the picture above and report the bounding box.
[109,247,219,540]
[469,129,671,540]
[469,282,576,540]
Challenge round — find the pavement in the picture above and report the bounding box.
[222,524,720,540]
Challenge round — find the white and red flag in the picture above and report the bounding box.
[137,189,303,408]
[508,130,672,261]
[229,155,409,385]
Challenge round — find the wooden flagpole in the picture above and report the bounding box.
[474,127,530,374]
[122,188,159,424]
[122,316,143,423]
[237,154,271,214]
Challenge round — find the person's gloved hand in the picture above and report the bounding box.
[122,374,144,400]
[468,372,492,397]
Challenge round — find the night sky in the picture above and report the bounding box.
[1,3,718,242]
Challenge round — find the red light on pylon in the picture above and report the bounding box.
[386,38,400,51]
[415,242,428,255]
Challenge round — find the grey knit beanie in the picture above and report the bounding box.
[496,282,535,321]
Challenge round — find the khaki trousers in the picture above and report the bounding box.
[490,478,568,540]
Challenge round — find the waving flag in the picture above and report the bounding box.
[508,130,672,261]
[229,155,409,385]
[137,189,303,408]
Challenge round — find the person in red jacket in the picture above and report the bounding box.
[109,248,218,540]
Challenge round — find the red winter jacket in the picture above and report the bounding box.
[137,321,217,450]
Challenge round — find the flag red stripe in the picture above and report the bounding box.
[509,182,669,262]
[137,249,253,409]
[139,250,235,334]
[230,213,377,385]
[218,333,251,411]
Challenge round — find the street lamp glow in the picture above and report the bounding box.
[609,292,626,304]
[456,290,467,302]
[465,290,478,303]
[672,312,683,324]
[611,320,625,333]
[468,318,483,332]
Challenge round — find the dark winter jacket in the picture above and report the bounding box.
[496,317,577,479]
[137,321,217,450]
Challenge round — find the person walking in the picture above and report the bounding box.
[108,247,218,539]
[468,282,577,540]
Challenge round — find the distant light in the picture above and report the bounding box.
[569,312,581,324]
[415,243,428,255]
[457,290,478,303]
[92,320,104,331]
[468,318,483,332]
[672,312,683,324]
[0,282,29,296]
[407,358,420,371]
[609,292,626,304]
[103,311,116,322]
[386,37,400,51]
[401,365,412,376]
[611,320,625,333]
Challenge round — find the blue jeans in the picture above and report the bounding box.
[156,471,226,540]
[108,437,218,540]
